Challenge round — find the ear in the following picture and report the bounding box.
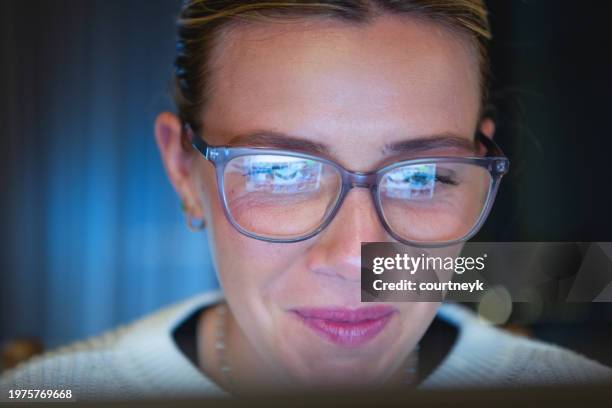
[479,117,496,139]
[476,117,496,155]
[154,112,204,219]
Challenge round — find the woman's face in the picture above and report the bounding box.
[172,14,482,387]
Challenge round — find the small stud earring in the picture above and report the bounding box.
[181,201,206,231]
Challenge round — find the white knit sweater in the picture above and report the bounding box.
[1,291,611,400]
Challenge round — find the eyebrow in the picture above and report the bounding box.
[383,134,475,155]
[226,131,475,156]
[227,131,329,155]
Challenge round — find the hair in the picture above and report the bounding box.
[173,0,492,140]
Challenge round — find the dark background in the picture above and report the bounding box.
[1,0,611,368]
[479,1,612,242]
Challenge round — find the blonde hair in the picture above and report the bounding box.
[173,0,491,135]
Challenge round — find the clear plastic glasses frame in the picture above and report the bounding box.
[189,128,509,248]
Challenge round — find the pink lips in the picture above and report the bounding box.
[291,305,397,348]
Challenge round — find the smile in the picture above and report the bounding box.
[290,306,397,348]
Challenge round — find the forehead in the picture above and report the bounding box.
[202,14,481,165]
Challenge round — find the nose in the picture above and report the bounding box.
[305,188,391,283]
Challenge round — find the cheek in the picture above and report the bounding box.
[197,163,308,326]
[213,229,294,301]
[210,222,313,357]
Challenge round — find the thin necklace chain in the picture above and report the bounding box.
[215,302,234,389]
[215,302,419,391]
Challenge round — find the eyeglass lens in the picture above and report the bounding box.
[222,154,492,243]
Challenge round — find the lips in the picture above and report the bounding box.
[290,305,397,348]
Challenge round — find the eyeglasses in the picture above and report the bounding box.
[189,128,509,248]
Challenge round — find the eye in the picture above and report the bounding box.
[434,172,459,186]
[381,163,462,201]
[242,156,323,193]
[387,165,459,186]
[387,164,436,186]
[271,164,300,181]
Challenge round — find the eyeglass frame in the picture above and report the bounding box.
[187,126,510,248]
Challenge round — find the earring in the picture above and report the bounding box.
[181,201,206,231]
[187,214,206,231]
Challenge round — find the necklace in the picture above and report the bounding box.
[215,302,420,390]
[215,302,234,389]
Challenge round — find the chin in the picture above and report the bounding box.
[279,344,392,388]
[295,365,385,390]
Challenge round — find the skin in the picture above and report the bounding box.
[155,13,495,393]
